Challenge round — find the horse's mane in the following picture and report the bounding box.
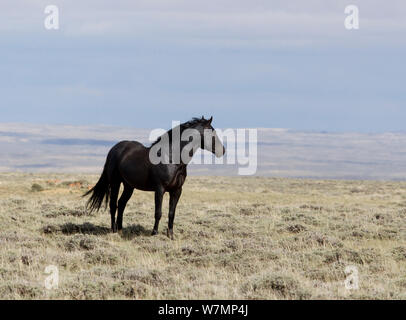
[150,117,208,146]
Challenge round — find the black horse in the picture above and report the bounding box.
[84,116,225,239]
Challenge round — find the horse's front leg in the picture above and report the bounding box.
[151,187,164,235]
[167,188,182,240]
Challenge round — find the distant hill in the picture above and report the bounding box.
[1,123,405,180]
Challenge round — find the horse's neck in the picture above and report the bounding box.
[168,132,200,165]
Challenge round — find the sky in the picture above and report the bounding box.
[0,0,405,132]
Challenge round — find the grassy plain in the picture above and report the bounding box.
[0,173,405,299]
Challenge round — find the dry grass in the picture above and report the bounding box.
[0,172,405,299]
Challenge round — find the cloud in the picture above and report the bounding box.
[1,1,405,131]
[54,85,103,97]
[1,0,405,47]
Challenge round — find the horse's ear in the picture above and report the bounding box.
[201,115,204,120]
[208,116,213,125]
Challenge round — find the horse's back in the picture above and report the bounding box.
[109,140,154,190]
[111,140,145,153]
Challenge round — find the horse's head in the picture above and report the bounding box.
[199,116,225,158]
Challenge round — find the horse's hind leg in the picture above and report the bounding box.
[117,182,133,233]
[109,182,120,232]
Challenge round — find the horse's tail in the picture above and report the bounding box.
[83,162,111,213]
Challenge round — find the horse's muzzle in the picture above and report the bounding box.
[215,146,226,158]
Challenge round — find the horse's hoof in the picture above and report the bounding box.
[112,223,118,233]
[151,229,158,236]
[118,229,122,235]
[167,228,174,240]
